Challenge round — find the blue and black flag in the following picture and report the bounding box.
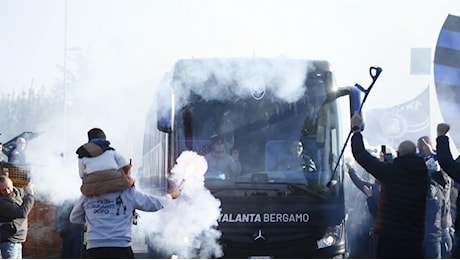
[434,14,460,146]
[364,87,430,149]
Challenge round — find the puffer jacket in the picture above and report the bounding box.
[424,170,452,241]
[81,169,134,196]
[351,132,429,242]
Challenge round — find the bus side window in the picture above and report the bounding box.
[177,139,211,155]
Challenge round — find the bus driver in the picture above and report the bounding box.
[204,135,241,180]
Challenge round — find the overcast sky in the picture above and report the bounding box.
[1,1,459,96]
[1,0,459,161]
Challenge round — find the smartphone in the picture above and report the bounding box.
[381,145,393,162]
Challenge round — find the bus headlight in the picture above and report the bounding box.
[316,225,342,249]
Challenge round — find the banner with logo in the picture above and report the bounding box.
[364,87,430,149]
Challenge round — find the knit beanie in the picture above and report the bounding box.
[87,128,106,141]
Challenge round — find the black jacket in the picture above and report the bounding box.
[0,187,34,243]
[425,170,452,241]
[436,135,460,233]
[351,132,429,242]
[347,167,380,219]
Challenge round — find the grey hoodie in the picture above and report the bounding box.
[70,186,171,249]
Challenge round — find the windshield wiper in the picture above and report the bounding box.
[287,183,327,200]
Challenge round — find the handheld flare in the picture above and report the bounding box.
[178,164,197,189]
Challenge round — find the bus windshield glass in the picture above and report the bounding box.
[169,59,342,198]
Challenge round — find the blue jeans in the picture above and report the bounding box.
[452,232,460,259]
[425,240,442,259]
[425,228,453,258]
[0,241,22,259]
[441,228,453,259]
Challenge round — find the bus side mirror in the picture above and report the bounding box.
[157,113,172,133]
[348,85,365,131]
[157,86,173,133]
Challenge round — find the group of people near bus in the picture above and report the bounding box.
[0,136,31,259]
[69,128,181,258]
[0,127,182,259]
[6,111,460,259]
[346,111,460,259]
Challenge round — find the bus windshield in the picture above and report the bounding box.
[169,59,342,198]
[143,58,349,258]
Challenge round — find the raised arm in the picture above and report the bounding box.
[350,113,389,181]
[436,123,460,182]
[346,160,371,194]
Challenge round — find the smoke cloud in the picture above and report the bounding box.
[139,151,223,258]
[21,34,156,205]
[1,2,458,259]
[168,59,314,111]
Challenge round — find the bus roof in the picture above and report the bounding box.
[169,58,334,103]
[172,58,332,77]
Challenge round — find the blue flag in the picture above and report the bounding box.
[364,87,430,149]
[434,14,460,147]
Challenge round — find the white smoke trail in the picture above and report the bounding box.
[139,151,223,259]
[20,33,157,205]
[22,115,82,204]
[169,58,313,110]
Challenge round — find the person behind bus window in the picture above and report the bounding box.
[275,139,316,172]
[201,103,234,153]
[204,135,241,180]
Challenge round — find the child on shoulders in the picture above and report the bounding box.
[76,128,134,196]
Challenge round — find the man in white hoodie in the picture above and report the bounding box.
[70,186,180,259]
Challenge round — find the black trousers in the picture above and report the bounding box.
[375,234,424,259]
[451,233,460,259]
[85,246,134,259]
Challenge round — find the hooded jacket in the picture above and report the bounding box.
[424,169,452,241]
[76,139,133,195]
[347,167,380,220]
[70,186,171,250]
[351,132,429,242]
